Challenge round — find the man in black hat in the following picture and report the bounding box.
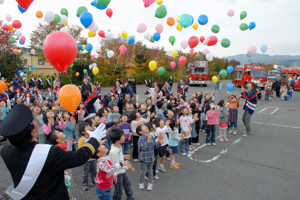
[0,104,106,199]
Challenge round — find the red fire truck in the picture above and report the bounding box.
[232,64,268,89]
[281,68,300,90]
[184,61,209,86]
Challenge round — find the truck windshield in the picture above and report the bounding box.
[252,70,267,78]
[191,67,208,74]
[268,70,280,77]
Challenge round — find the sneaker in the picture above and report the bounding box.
[170,164,180,169]
[224,137,229,142]
[158,165,167,172]
[206,143,211,146]
[233,131,237,135]
[181,152,187,156]
[90,182,96,186]
[189,147,194,151]
[219,137,224,142]
[228,130,233,134]
[155,169,160,174]
[133,159,138,162]
[147,183,153,191]
[166,157,171,161]
[144,176,148,181]
[243,134,247,137]
[154,175,159,180]
[138,183,145,190]
[82,184,88,191]
[212,143,216,146]
[175,162,181,166]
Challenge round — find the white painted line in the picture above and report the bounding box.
[258,107,268,113]
[253,121,300,129]
[270,108,279,115]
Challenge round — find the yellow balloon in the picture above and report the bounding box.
[88,30,96,37]
[176,16,180,23]
[212,76,218,83]
[92,67,99,75]
[192,23,198,30]
[176,23,183,32]
[149,60,157,71]
[82,45,86,51]
[121,31,128,39]
[172,50,178,58]
[156,0,163,5]
[64,22,68,26]
[288,78,292,82]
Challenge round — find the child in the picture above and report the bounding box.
[33,106,44,144]
[98,107,111,124]
[109,105,121,124]
[109,127,135,200]
[206,103,219,146]
[265,86,270,101]
[179,107,195,155]
[117,114,132,155]
[63,112,76,150]
[137,124,163,191]
[218,100,229,142]
[77,103,86,123]
[168,119,184,169]
[138,103,148,119]
[227,91,240,135]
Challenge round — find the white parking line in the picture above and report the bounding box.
[270,108,279,115]
[253,121,300,129]
[258,107,268,113]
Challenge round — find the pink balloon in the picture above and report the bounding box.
[247,45,257,54]
[200,36,205,43]
[92,55,95,59]
[137,23,147,33]
[170,61,176,69]
[189,49,194,54]
[6,14,12,22]
[202,48,210,55]
[181,40,188,49]
[20,36,26,43]
[155,24,164,34]
[119,45,127,55]
[179,56,187,67]
[89,64,93,70]
[143,0,155,8]
[227,9,235,17]
[31,49,36,55]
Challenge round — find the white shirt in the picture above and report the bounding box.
[155,126,170,146]
[109,145,128,175]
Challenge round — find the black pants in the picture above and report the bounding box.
[113,173,134,200]
[132,135,139,159]
[275,88,280,97]
[192,121,201,143]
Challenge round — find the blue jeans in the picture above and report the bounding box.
[201,122,206,131]
[229,122,237,128]
[215,82,219,90]
[180,138,189,153]
[206,125,216,144]
[121,143,129,156]
[96,187,112,200]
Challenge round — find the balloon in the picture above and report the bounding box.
[31,49,36,55]
[144,32,151,41]
[96,0,111,7]
[105,49,109,53]
[240,23,249,31]
[12,20,22,29]
[221,38,231,48]
[9,38,16,43]
[59,15,68,25]
[211,24,220,33]
[128,37,135,45]
[88,30,96,37]
[80,12,93,28]
[181,40,188,49]
[1,24,9,31]
[98,30,105,38]
[169,36,176,46]
[227,66,233,74]
[51,14,61,24]
[198,14,208,25]
[137,23,147,33]
[106,8,113,18]
[249,22,256,30]
[143,0,155,7]
[43,31,78,72]
[86,43,93,52]
[179,14,194,28]
[155,5,167,19]
[16,0,33,9]
[179,56,187,67]
[227,83,234,92]
[0,81,7,93]
[192,23,198,30]
[188,36,199,49]
[77,6,88,17]
[176,23,183,31]
[13,49,19,55]
[274,65,278,70]
[200,36,205,43]
[172,50,178,58]
[58,85,81,113]
[207,35,218,46]
[170,61,176,69]
[240,11,247,20]
[59,8,68,17]
[92,55,95,59]
[78,45,83,51]
[290,79,294,83]
[277,68,280,72]
[19,40,24,45]
[158,67,165,76]
[90,24,99,33]
[150,36,155,43]
[32,66,36,70]
[149,61,157,71]
[206,53,213,61]
[106,31,113,40]
[189,49,194,54]
[227,9,235,17]
[156,0,163,5]
[119,45,127,55]
[76,72,79,77]
[91,0,107,9]
[107,50,114,58]
[155,24,164,34]
[19,72,24,77]
[247,45,257,54]
[212,76,218,83]
[167,17,175,26]
[83,69,88,74]
[92,67,99,75]
[44,11,55,23]
[202,48,209,55]
[260,44,268,54]
[153,32,161,41]
[70,63,73,68]
[219,70,227,77]
[20,36,26,43]
[8,24,13,33]
[121,31,128,39]
[17,5,28,13]
[6,14,12,22]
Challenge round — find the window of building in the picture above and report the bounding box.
[24,59,28,65]
[38,59,44,65]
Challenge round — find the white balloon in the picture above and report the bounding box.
[6,14,12,22]
[206,53,214,61]
[274,65,278,70]
[107,50,114,58]
[20,72,24,77]
[44,11,55,23]
[0,0,4,4]
[90,24,99,33]
[60,27,69,32]
[59,15,68,25]
[106,31,113,40]
[144,32,151,41]
[15,30,22,38]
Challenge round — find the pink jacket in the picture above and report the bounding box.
[206,110,219,125]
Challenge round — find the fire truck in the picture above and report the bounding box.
[232,64,268,89]
[281,68,300,90]
[184,61,209,86]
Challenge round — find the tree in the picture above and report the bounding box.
[0,21,18,56]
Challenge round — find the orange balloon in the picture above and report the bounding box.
[167,17,175,26]
[58,84,81,112]
[8,24,13,33]
[76,72,79,77]
[0,81,7,93]
[13,49,19,55]
[36,11,43,18]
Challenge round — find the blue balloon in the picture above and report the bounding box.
[128,37,135,45]
[91,0,108,10]
[260,44,268,54]
[249,22,256,30]
[18,5,28,13]
[93,63,97,67]
[32,66,36,70]
[85,43,93,52]
[105,49,109,53]
[227,83,234,92]
[19,40,24,45]
[153,32,161,41]
[277,68,280,72]
[78,45,83,51]
[198,14,208,25]
[18,70,22,74]
[179,14,194,28]
[227,66,233,74]
[80,11,93,28]
[290,79,294,83]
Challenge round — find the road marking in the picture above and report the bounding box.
[258,107,268,113]
[253,121,300,129]
[270,108,279,115]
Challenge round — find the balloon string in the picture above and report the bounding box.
[66,72,73,84]
[113,55,121,76]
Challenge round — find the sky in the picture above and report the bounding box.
[0,0,300,58]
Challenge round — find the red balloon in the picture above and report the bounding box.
[200,36,205,43]
[12,20,22,29]
[16,0,33,9]
[179,56,187,67]
[98,30,105,38]
[106,8,113,18]
[43,31,78,72]
[207,36,218,46]
[188,36,199,49]
[1,24,9,31]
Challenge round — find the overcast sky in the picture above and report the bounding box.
[1,0,300,58]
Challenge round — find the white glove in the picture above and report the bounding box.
[87,123,106,142]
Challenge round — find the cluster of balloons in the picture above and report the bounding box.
[44,9,68,26]
[18,70,26,77]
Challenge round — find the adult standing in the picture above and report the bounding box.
[45,75,52,90]
[274,76,281,97]
[81,78,92,95]
[112,80,125,113]
[12,74,22,90]
[168,76,173,90]
[128,78,137,94]
[37,75,44,90]
[29,75,36,88]
[241,82,258,136]
[53,76,60,98]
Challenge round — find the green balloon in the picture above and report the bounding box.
[9,38,16,43]
[155,5,167,19]
[23,74,26,77]
[221,38,231,48]
[158,67,165,76]
[169,36,176,46]
[52,14,61,24]
[77,6,88,17]
[96,0,111,7]
[240,23,249,31]
[219,69,227,77]
[240,11,247,20]
[211,24,220,34]
[150,36,155,43]
[83,69,88,74]
[60,8,68,17]
[70,63,74,68]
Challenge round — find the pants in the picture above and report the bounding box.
[139,162,154,184]
[265,94,269,101]
[96,187,112,200]
[219,128,227,138]
[206,125,216,144]
[180,138,189,153]
[275,88,280,97]
[215,82,219,90]
[121,143,130,156]
[106,136,112,152]
[229,122,238,128]
[242,111,252,135]
[113,173,134,200]
[132,136,139,160]
[82,160,97,185]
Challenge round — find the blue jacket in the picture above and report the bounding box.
[242,89,257,115]
[177,84,188,94]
